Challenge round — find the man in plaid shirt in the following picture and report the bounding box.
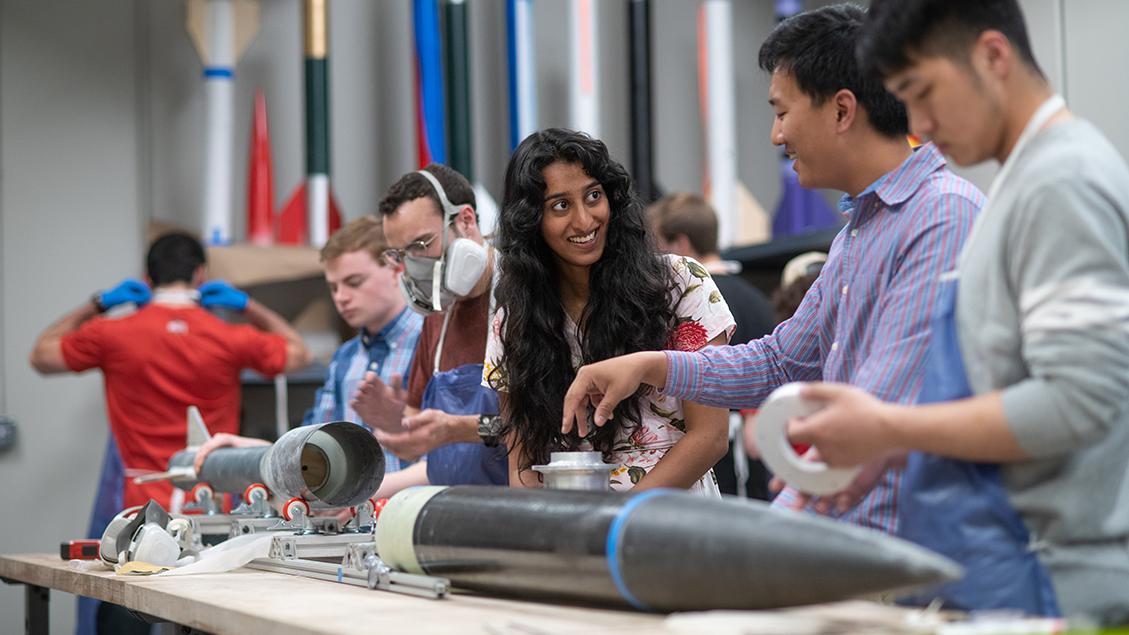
[196,217,428,495]
[562,5,984,534]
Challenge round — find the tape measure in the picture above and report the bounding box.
[60,539,101,560]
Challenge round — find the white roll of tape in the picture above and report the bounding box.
[754,383,861,496]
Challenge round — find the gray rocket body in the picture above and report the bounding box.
[168,421,385,509]
[376,486,962,612]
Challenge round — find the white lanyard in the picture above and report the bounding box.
[433,250,497,376]
[959,94,1066,266]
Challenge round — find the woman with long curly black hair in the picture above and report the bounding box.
[483,128,733,493]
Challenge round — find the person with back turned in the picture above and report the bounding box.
[29,231,309,634]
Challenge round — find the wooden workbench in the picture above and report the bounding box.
[0,553,667,634]
[3,553,976,635]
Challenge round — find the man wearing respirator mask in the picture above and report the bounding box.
[352,163,507,485]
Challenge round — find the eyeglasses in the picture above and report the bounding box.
[381,234,439,266]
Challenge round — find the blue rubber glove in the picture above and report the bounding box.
[198,280,249,312]
[96,278,151,312]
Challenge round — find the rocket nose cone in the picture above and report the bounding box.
[774,508,965,593]
[872,527,965,585]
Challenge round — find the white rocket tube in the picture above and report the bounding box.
[307,174,329,247]
[203,0,236,246]
[515,0,537,141]
[569,0,599,137]
[704,0,737,249]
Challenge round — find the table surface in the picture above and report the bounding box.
[1,553,670,635]
[4,552,986,635]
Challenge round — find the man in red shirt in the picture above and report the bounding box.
[30,232,310,635]
[29,232,310,512]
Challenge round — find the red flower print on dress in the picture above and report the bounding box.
[668,320,708,351]
[630,424,660,447]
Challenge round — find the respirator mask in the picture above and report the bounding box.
[399,170,489,314]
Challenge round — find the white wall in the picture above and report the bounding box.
[1,1,145,632]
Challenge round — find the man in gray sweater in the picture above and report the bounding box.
[779,0,1129,625]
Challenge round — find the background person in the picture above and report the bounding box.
[352,164,509,485]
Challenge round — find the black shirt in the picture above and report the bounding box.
[713,273,775,345]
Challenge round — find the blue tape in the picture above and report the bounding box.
[605,488,673,611]
[203,67,234,79]
[337,566,343,583]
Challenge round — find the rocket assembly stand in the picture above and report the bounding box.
[160,420,959,611]
[166,420,450,600]
[176,481,450,600]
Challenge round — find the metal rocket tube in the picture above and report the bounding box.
[376,486,962,612]
[173,446,267,495]
[169,421,385,509]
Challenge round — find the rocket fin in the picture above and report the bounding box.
[186,406,211,448]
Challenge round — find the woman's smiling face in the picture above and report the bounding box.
[539,160,610,271]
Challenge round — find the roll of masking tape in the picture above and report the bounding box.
[754,383,861,495]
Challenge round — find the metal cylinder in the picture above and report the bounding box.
[169,421,385,509]
[532,451,616,491]
[169,446,267,494]
[375,486,962,612]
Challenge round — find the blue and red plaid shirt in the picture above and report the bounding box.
[302,306,423,472]
[663,143,984,533]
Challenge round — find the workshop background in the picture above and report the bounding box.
[2,0,1127,631]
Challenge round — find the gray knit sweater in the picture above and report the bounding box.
[957,119,1129,625]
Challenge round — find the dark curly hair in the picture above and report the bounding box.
[491,128,676,470]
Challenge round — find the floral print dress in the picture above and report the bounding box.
[483,255,736,496]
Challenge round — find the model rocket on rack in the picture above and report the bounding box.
[279,0,343,247]
[187,0,261,246]
[246,88,275,245]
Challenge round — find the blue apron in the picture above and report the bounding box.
[77,436,125,635]
[421,363,508,485]
[898,278,1060,615]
